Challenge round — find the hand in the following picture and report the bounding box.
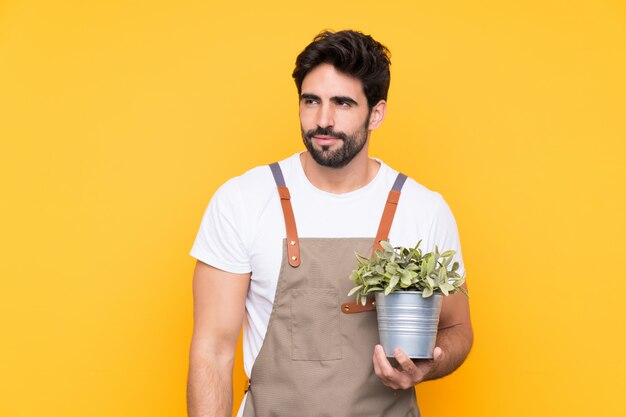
[372,344,445,390]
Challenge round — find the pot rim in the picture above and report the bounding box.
[375,290,444,297]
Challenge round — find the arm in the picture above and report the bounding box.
[187,260,251,417]
[421,281,473,380]
[373,282,473,389]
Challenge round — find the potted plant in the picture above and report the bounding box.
[348,240,467,358]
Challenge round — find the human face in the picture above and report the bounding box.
[299,63,372,168]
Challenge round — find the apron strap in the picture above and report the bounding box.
[268,163,407,269]
[342,172,407,314]
[371,172,407,257]
[269,162,301,267]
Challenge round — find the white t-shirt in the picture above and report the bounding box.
[190,151,466,378]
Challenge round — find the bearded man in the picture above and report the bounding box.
[187,30,473,417]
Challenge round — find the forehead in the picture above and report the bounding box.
[301,63,365,98]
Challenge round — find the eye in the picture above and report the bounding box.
[336,99,351,107]
[303,98,319,105]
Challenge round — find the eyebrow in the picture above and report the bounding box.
[300,93,359,106]
[301,93,321,101]
[331,95,358,106]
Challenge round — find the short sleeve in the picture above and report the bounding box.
[189,177,251,273]
[427,194,466,279]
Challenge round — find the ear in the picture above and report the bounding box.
[368,100,387,130]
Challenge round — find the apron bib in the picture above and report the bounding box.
[242,163,419,417]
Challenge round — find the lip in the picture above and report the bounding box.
[313,136,340,146]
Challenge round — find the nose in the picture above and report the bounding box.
[316,102,335,128]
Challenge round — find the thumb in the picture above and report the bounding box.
[433,346,445,362]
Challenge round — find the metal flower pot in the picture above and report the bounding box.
[375,291,443,359]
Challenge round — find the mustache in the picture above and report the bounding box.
[305,127,348,141]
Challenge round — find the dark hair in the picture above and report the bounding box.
[292,30,391,108]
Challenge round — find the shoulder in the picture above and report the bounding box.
[402,177,444,206]
[397,178,447,235]
[380,161,444,216]
[211,152,300,206]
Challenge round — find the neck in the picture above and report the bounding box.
[299,148,381,194]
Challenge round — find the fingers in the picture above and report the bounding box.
[374,345,398,379]
[373,345,411,390]
[433,346,445,362]
[373,345,446,389]
[409,346,445,384]
[393,348,417,374]
[372,346,383,380]
[372,345,397,387]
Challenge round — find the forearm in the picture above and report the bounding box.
[424,323,473,382]
[187,354,233,417]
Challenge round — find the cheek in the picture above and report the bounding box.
[346,112,370,131]
[299,109,316,128]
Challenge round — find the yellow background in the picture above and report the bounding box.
[1,0,625,416]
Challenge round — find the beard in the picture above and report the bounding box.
[300,119,370,168]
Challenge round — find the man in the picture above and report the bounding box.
[187,30,472,417]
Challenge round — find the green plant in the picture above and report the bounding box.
[348,240,467,305]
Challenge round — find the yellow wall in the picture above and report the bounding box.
[1,0,625,416]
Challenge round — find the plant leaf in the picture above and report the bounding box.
[366,277,381,286]
[347,285,363,296]
[426,255,436,274]
[389,274,399,290]
[455,274,466,287]
[438,267,447,284]
[400,275,412,287]
[406,263,418,271]
[426,277,435,288]
[440,282,455,295]
[380,240,394,253]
